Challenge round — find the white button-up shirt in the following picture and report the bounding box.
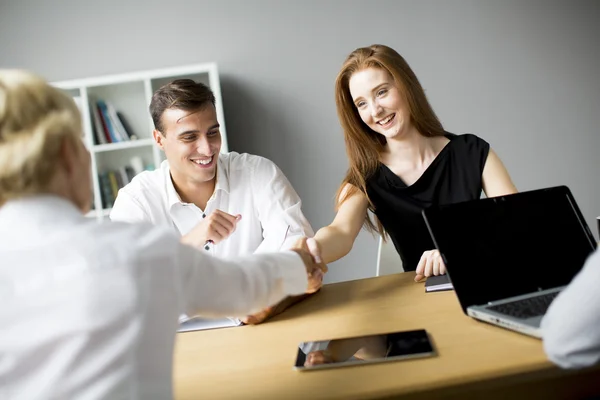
[0,196,307,399]
[110,152,314,257]
[541,248,600,369]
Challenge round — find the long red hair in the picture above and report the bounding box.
[334,44,445,235]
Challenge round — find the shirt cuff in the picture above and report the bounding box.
[279,251,309,296]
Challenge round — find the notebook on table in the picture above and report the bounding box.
[424,274,453,292]
[421,185,597,338]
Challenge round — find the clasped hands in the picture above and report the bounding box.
[182,211,327,325]
[242,237,327,325]
[290,237,328,293]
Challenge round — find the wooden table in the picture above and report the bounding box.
[173,272,600,399]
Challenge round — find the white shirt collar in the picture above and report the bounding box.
[163,156,231,211]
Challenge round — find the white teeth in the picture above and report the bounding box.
[379,114,394,125]
[194,157,212,165]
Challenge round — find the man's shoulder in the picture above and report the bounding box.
[221,151,273,167]
[221,151,277,174]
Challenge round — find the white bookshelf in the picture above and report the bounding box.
[53,63,228,221]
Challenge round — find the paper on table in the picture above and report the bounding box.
[178,316,242,333]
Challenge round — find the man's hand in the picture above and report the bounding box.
[181,210,241,247]
[291,237,328,293]
[242,237,328,325]
[241,306,273,325]
[414,249,446,282]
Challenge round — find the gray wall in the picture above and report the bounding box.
[1,0,598,283]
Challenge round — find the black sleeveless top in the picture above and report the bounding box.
[366,133,489,271]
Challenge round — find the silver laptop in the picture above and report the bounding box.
[422,186,597,338]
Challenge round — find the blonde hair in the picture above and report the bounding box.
[0,70,82,206]
[334,44,445,236]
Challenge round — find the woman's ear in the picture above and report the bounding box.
[153,129,165,149]
[58,136,79,176]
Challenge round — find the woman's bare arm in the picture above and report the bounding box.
[313,184,369,264]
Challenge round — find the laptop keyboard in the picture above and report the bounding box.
[487,291,560,319]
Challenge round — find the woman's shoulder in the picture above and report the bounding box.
[446,132,490,154]
[447,132,486,143]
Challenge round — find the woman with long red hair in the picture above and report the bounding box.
[314,44,517,281]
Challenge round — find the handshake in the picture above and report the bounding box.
[290,237,328,294]
[240,237,327,325]
[181,210,327,294]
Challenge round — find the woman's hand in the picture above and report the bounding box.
[304,350,334,366]
[414,249,446,282]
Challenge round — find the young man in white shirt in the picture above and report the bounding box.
[541,247,600,369]
[0,70,325,399]
[110,79,315,324]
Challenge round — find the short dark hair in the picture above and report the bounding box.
[149,79,216,133]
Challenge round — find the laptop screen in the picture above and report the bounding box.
[422,186,597,313]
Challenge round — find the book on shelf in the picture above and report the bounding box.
[424,274,453,293]
[98,156,154,209]
[107,171,119,201]
[105,102,130,142]
[98,172,115,209]
[96,100,121,143]
[116,111,138,140]
[89,97,137,145]
[90,101,109,145]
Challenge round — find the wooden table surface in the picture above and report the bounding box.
[173,272,600,399]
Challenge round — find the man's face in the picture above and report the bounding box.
[154,105,222,187]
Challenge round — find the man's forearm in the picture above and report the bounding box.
[241,292,316,325]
